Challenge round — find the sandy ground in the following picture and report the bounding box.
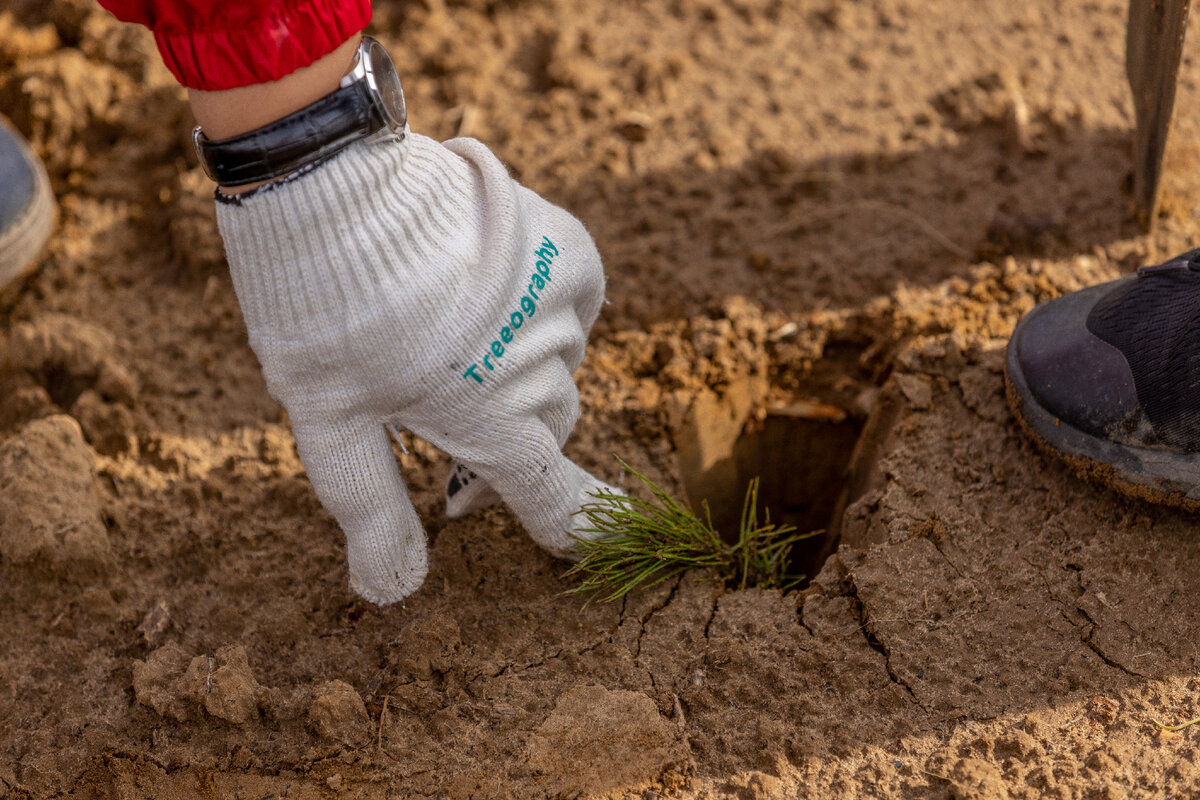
[5,0,1200,797]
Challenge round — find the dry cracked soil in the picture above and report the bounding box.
[4,0,1200,798]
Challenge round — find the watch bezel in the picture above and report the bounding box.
[359,36,407,137]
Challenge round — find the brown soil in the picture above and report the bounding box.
[4,0,1200,797]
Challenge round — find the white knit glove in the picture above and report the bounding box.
[215,132,618,606]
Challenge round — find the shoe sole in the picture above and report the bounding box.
[1005,318,1200,512]
[0,124,55,292]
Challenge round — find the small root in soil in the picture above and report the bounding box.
[1155,715,1200,732]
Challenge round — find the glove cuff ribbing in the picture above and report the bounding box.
[216,133,482,340]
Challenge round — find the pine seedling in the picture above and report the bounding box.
[564,459,819,605]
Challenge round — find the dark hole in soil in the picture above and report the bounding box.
[730,413,861,580]
[675,390,865,589]
[40,366,92,411]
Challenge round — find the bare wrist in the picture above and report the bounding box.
[187,35,362,143]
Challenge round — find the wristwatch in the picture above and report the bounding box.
[193,35,407,187]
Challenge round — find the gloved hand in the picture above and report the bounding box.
[215,132,619,605]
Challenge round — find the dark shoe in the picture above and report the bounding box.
[0,116,55,293]
[1006,249,1200,508]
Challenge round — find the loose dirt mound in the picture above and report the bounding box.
[4,0,1200,797]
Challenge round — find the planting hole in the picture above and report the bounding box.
[673,377,866,588]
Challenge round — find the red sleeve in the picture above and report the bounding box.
[95,0,372,91]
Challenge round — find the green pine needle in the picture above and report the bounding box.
[564,458,820,605]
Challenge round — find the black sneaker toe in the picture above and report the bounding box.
[1006,264,1200,509]
[1008,278,1139,438]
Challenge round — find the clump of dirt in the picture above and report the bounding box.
[526,685,692,797]
[6,0,1200,798]
[308,680,372,746]
[132,643,269,726]
[0,414,112,582]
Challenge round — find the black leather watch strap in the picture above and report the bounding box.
[196,81,384,187]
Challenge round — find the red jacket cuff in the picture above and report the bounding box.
[153,0,371,91]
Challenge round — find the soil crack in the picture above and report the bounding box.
[796,596,815,638]
[1031,561,1145,679]
[1022,556,1075,616]
[846,573,925,709]
[915,515,969,581]
[701,589,721,643]
[633,575,684,660]
[696,588,723,684]
[1074,607,1146,679]
[469,609,626,686]
[928,536,967,580]
[486,647,566,682]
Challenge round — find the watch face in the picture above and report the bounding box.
[367,40,407,131]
